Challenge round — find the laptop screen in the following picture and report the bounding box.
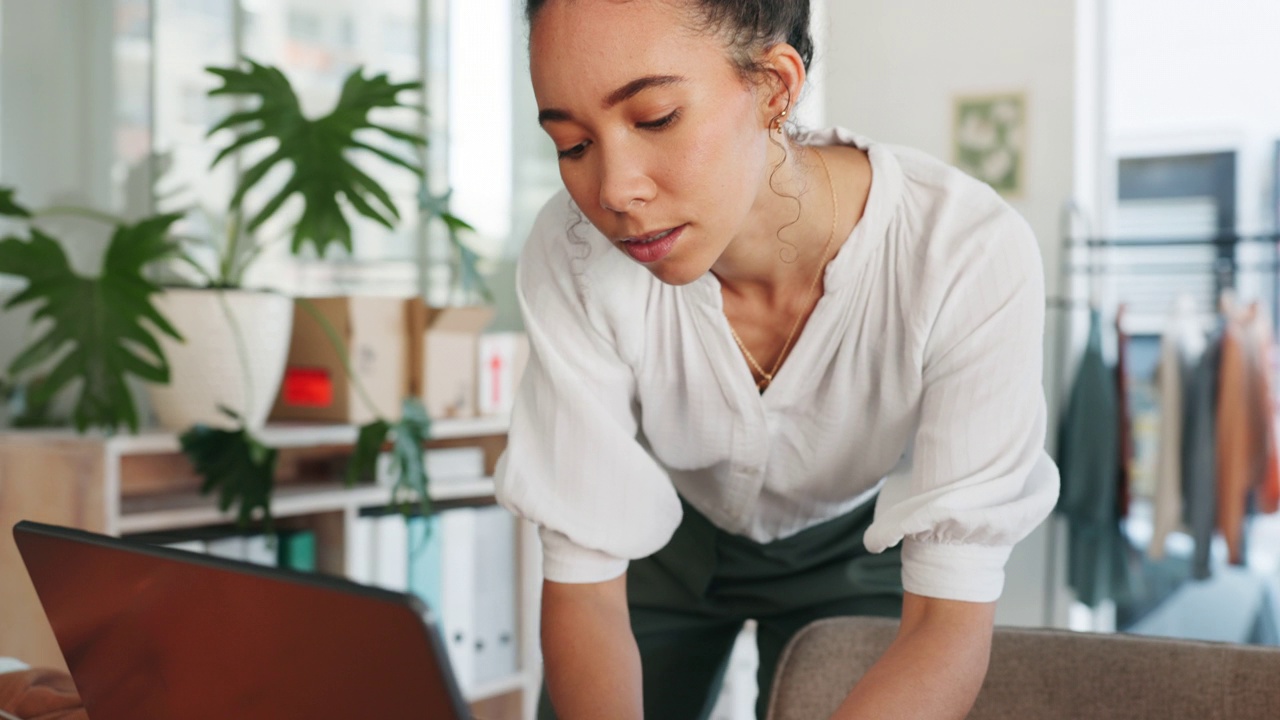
[13,520,469,720]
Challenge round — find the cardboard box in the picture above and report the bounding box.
[407,302,495,419]
[269,296,409,425]
[477,332,530,416]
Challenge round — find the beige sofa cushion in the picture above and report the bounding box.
[767,616,1280,720]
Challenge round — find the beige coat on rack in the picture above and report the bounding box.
[1150,295,1205,560]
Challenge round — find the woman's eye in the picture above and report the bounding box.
[558,142,589,160]
[638,110,680,130]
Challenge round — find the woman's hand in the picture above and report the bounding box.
[541,574,643,720]
[828,591,996,720]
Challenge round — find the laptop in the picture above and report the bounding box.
[13,520,472,720]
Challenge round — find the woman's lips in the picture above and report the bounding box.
[621,225,684,264]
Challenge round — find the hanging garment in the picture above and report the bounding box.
[1182,327,1222,580]
[1216,296,1275,566]
[1244,303,1280,515]
[1149,296,1205,560]
[1057,308,1129,607]
[1115,306,1133,519]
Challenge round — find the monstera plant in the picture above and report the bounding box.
[0,192,183,432]
[200,61,430,284]
[0,59,482,526]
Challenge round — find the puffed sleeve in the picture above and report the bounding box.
[494,196,683,584]
[863,201,1061,603]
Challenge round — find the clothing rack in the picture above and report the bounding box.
[1045,227,1280,627]
[1050,227,1280,449]
[1050,230,1280,334]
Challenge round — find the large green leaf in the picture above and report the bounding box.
[346,418,391,487]
[181,420,278,531]
[0,215,184,432]
[206,60,426,258]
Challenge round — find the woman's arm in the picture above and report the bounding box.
[829,591,995,720]
[541,575,643,720]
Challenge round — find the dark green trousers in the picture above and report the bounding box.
[537,496,904,720]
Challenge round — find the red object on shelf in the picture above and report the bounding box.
[282,367,333,408]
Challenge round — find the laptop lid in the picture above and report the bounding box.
[13,520,471,720]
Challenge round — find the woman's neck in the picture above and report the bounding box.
[711,144,845,307]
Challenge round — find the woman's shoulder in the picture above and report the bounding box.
[809,129,1034,258]
[875,143,1039,268]
[858,142,1043,335]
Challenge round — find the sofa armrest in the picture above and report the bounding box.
[767,616,1280,720]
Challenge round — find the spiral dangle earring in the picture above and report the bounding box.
[727,143,841,393]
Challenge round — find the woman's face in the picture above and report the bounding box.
[530,0,775,286]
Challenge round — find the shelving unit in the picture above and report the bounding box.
[0,414,542,720]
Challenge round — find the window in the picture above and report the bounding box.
[113,0,557,315]
[286,8,323,43]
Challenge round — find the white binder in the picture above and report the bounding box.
[243,534,278,567]
[373,513,410,592]
[440,507,477,694]
[472,505,518,686]
[205,534,248,561]
[347,515,377,586]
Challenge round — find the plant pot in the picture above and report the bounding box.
[146,288,293,431]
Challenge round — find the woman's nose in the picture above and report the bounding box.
[598,148,657,213]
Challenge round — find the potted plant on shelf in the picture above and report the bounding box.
[0,59,485,528]
[0,189,183,433]
[151,60,437,432]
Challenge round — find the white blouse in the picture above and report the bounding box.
[495,127,1060,603]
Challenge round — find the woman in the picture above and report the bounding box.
[495,1,1060,718]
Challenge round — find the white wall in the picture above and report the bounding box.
[0,0,114,212]
[0,0,116,379]
[1108,0,1280,234]
[825,0,1078,284]
[824,0,1090,628]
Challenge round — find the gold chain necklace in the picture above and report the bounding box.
[728,147,839,392]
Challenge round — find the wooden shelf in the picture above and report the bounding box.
[0,414,511,456]
[118,478,498,535]
[0,415,538,720]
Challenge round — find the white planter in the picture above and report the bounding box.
[146,288,293,431]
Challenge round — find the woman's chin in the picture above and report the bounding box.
[644,260,707,287]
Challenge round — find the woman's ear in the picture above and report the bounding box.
[757,42,808,130]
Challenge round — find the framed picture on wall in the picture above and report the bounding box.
[952,91,1026,197]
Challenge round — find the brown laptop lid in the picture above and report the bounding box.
[13,520,468,720]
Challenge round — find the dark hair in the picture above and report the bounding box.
[525,0,814,78]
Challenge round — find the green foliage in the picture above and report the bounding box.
[4,376,60,428]
[0,59,454,530]
[206,59,426,260]
[180,412,278,531]
[0,188,31,218]
[0,214,184,432]
[349,397,434,518]
[420,188,492,303]
[347,418,391,486]
[388,397,434,515]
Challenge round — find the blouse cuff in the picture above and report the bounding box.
[901,539,1013,603]
[538,526,630,584]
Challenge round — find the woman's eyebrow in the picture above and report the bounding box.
[538,74,686,126]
